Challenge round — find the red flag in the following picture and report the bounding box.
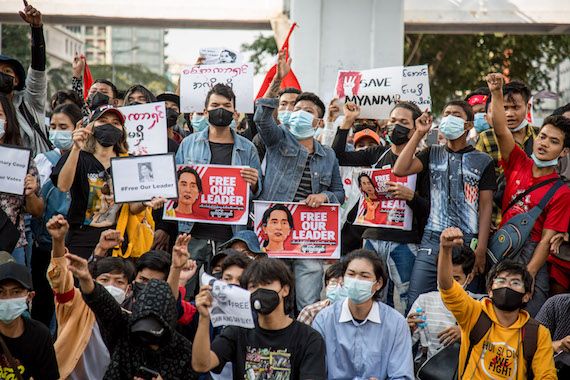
[83,57,94,101]
[255,23,301,99]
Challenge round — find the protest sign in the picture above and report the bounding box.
[201,273,254,329]
[339,166,364,226]
[335,64,431,119]
[0,145,31,196]
[253,201,341,259]
[180,63,254,113]
[353,168,416,230]
[111,154,178,203]
[164,164,250,225]
[120,101,168,156]
[199,47,242,65]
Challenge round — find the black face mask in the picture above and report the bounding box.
[212,271,223,280]
[389,124,411,146]
[132,281,146,298]
[208,108,234,127]
[492,287,526,312]
[166,108,179,129]
[93,123,124,147]
[250,288,281,315]
[88,92,110,110]
[0,72,15,94]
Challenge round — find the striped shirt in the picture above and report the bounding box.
[293,154,314,202]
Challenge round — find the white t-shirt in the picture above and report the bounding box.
[70,322,110,380]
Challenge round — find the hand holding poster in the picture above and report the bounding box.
[164,164,250,225]
[199,47,242,65]
[120,101,168,156]
[253,201,341,259]
[354,168,416,230]
[201,273,254,328]
[339,166,365,226]
[180,63,254,113]
[0,145,31,196]
[111,154,178,203]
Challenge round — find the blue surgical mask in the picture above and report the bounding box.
[325,284,347,303]
[343,276,374,304]
[278,110,292,127]
[191,114,208,133]
[531,153,558,168]
[288,110,315,140]
[0,297,28,323]
[49,130,73,150]
[439,115,466,140]
[473,113,490,133]
[230,119,237,130]
[511,118,528,132]
[0,118,5,139]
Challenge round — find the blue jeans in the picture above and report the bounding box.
[364,240,418,314]
[11,247,26,266]
[291,259,323,312]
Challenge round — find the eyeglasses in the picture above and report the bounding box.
[493,277,524,289]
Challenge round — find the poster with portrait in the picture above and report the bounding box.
[120,101,168,156]
[110,154,178,203]
[253,201,341,259]
[200,273,254,328]
[199,47,243,65]
[339,166,366,226]
[353,168,416,230]
[0,145,31,196]
[163,164,250,225]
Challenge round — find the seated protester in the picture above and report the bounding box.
[536,294,570,355]
[0,252,59,380]
[407,244,476,359]
[176,84,261,297]
[393,100,496,309]
[0,94,43,265]
[254,52,344,311]
[438,227,557,379]
[51,105,150,259]
[123,84,157,106]
[192,257,327,379]
[313,250,414,379]
[46,215,134,379]
[333,102,430,313]
[486,73,570,315]
[298,261,345,325]
[218,230,266,261]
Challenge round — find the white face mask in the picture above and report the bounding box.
[0,119,6,139]
[104,285,126,304]
[0,297,28,323]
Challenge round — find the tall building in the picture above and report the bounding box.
[111,27,167,75]
[44,25,84,68]
[83,25,112,64]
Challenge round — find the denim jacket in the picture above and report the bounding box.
[253,98,345,204]
[175,127,262,233]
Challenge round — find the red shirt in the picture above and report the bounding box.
[500,145,570,242]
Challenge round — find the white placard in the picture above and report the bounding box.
[111,154,178,203]
[400,65,432,111]
[199,47,242,65]
[180,63,254,113]
[201,273,255,329]
[0,145,31,196]
[120,101,168,156]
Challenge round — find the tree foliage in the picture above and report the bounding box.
[1,25,31,69]
[87,64,174,94]
[241,33,277,75]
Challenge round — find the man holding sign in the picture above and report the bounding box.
[176,84,261,296]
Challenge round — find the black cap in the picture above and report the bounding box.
[0,252,32,290]
[157,93,180,108]
[0,55,26,91]
[131,316,166,337]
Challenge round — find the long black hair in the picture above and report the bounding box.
[0,93,22,146]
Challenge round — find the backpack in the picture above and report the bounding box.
[31,150,71,247]
[111,203,155,259]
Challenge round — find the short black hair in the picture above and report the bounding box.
[93,79,119,98]
[486,259,533,293]
[392,101,422,122]
[325,261,344,285]
[135,250,171,279]
[552,103,570,117]
[294,92,326,118]
[464,87,490,102]
[240,258,295,315]
[50,90,83,111]
[89,257,136,282]
[261,204,294,229]
[343,249,388,299]
[221,251,251,275]
[485,80,532,113]
[451,245,475,276]
[444,100,474,122]
[205,83,236,109]
[124,84,157,104]
[52,103,83,127]
[278,87,302,97]
[541,114,570,148]
[357,172,374,188]
[177,167,202,192]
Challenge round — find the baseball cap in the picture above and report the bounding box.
[0,252,33,290]
[131,316,166,337]
[219,230,264,255]
[89,104,126,124]
[157,93,180,108]
[354,128,381,146]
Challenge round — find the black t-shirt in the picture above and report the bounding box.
[190,142,234,242]
[211,320,326,380]
[0,317,59,380]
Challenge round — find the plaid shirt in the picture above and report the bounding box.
[297,299,331,325]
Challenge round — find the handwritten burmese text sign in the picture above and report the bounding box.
[201,273,254,328]
[180,63,253,113]
[253,201,341,259]
[401,65,431,111]
[164,164,249,225]
[0,145,31,196]
[120,101,168,156]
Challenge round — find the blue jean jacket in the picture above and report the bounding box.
[253,98,345,204]
[175,127,262,233]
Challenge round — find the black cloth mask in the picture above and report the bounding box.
[88,92,110,110]
[208,108,234,127]
[93,123,123,147]
[166,108,179,129]
[389,124,411,146]
[492,287,526,312]
[250,288,281,315]
[0,72,15,94]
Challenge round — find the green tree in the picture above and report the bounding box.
[241,33,277,75]
[1,24,31,68]
[88,64,174,95]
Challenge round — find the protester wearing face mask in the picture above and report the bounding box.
[0,251,59,380]
[298,262,345,326]
[193,257,326,378]
[312,249,413,379]
[45,215,134,379]
[394,100,496,310]
[465,88,491,145]
[332,101,430,314]
[487,73,570,316]
[176,84,261,298]
[437,227,557,379]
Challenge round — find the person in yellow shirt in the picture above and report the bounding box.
[437,227,557,379]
